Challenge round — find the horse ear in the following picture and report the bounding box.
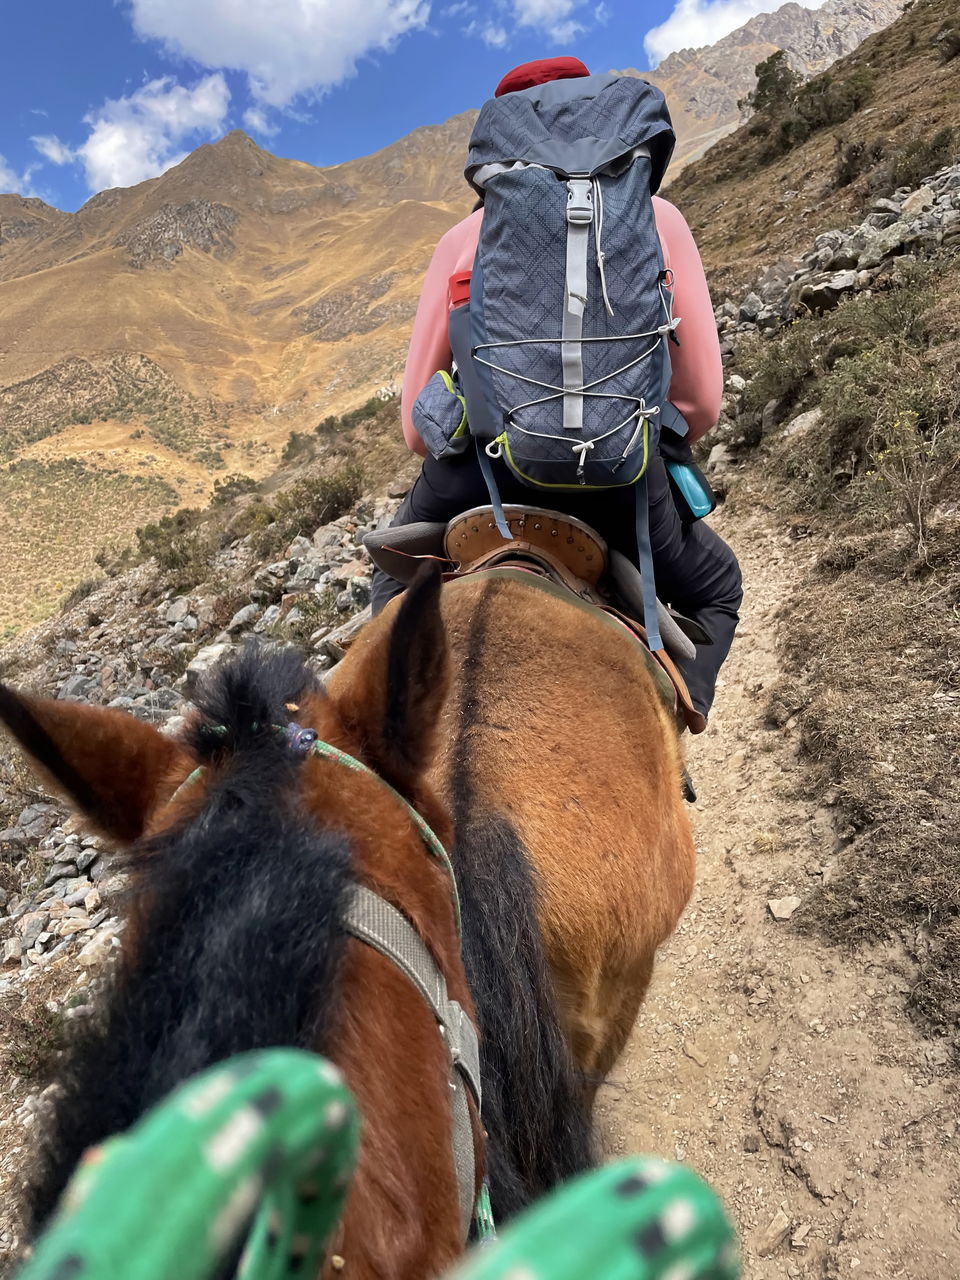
[330,565,449,796]
[0,685,191,842]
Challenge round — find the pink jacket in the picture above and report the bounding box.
[401,197,722,455]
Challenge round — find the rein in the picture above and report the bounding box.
[171,722,490,1245]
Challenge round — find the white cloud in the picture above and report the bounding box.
[0,155,41,196]
[74,74,230,192]
[243,105,280,137]
[465,19,508,46]
[644,0,828,65]
[482,23,509,45]
[510,0,589,41]
[128,0,431,109]
[31,135,77,166]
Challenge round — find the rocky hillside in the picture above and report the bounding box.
[625,0,907,169]
[669,0,960,293]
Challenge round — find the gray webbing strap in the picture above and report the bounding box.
[635,473,663,652]
[342,886,481,1238]
[562,178,593,435]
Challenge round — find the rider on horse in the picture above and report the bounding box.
[371,57,742,726]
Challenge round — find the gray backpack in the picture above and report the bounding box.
[447,73,681,651]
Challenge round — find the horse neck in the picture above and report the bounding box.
[328,942,468,1278]
[429,578,601,1215]
[302,764,475,1278]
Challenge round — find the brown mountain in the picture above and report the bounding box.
[0,116,477,418]
[625,0,908,170]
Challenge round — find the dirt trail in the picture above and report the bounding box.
[597,503,960,1278]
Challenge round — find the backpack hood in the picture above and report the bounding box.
[467,74,676,195]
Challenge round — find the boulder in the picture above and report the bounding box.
[320,606,372,665]
[857,221,910,269]
[782,408,823,441]
[227,603,260,633]
[739,292,762,323]
[164,597,193,625]
[58,674,96,701]
[901,185,935,217]
[181,643,231,694]
[705,444,735,477]
[798,271,858,312]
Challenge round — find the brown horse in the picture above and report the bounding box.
[423,569,695,1088]
[329,565,695,1212]
[0,570,592,1279]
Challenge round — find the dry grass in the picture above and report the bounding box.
[745,251,960,1045]
[783,525,960,1037]
[0,459,177,636]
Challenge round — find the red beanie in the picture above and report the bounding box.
[494,56,590,98]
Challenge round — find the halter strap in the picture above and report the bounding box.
[342,885,481,1239]
[308,738,462,937]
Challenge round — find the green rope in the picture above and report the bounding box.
[307,738,462,937]
[15,1050,359,1280]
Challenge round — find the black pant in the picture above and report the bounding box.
[371,448,742,718]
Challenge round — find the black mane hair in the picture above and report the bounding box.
[450,597,595,1221]
[455,811,596,1219]
[28,644,353,1230]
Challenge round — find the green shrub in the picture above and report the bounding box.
[249,463,364,557]
[135,508,216,588]
[740,50,801,115]
[760,261,951,516]
[738,322,822,420]
[339,396,383,429]
[272,588,341,646]
[773,70,875,155]
[211,473,258,506]
[60,577,103,614]
[876,127,956,195]
[282,431,316,464]
[834,136,885,188]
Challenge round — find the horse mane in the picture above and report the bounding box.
[27,645,354,1230]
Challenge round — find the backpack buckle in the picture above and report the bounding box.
[566,178,593,225]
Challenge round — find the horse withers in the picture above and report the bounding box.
[1,569,585,1278]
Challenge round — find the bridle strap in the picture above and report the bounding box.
[342,886,481,1240]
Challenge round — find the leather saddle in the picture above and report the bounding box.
[364,506,709,734]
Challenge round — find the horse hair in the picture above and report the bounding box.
[27,646,354,1231]
[454,811,596,1219]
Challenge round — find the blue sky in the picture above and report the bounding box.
[0,1,827,211]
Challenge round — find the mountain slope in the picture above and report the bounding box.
[0,119,477,417]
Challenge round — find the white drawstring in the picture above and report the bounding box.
[571,439,595,477]
[593,177,615,318]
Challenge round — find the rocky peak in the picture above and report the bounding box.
[114,200,240,269]
[620,0,908,170]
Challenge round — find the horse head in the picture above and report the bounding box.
[0,566,482,1279]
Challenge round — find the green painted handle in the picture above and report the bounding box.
[448,1157,740,1280]
[16,1049,359,1280]
[17,1054,739,1280]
